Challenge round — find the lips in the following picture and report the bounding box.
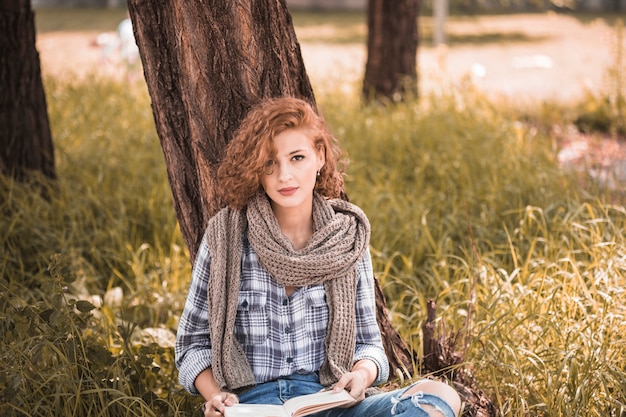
[278,187,297,196]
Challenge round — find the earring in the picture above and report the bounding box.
[316,170,321,177]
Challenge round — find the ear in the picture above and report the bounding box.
[316,145,326,172]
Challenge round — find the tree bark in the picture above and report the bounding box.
[128,0,315,256]
[0,0,56,182]
[362,0,420,102]
[128,0,415,383]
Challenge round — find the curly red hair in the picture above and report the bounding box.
[218,97,347,209]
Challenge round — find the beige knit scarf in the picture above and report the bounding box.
[204,192,371,391]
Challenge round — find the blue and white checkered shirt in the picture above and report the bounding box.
[175,232,390,395]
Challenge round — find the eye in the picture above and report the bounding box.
[264,159,276,174]
[292,154,305,161]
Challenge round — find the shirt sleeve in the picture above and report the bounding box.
[175,231,214,395]
[353,248,390,386]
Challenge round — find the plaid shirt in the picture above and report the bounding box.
[175,232,390,395]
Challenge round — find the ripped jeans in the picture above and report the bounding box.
[237,373,457,417]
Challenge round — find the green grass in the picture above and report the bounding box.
[1,78,194,416]
[3,72,625,416]
[323,88,625,416]
[34,8,128,33]
[32,7,578,45]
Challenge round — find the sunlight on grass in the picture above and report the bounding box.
[317,78,626,416]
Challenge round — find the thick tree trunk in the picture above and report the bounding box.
[363,0,420,102]
[128,0,415,382]
[128,0,315,256]
[0,0,55,181]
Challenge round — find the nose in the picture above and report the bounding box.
[276,161,292,181]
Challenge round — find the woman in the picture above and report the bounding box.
[175,97,461,417]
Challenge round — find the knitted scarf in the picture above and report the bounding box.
[204,192,371,391]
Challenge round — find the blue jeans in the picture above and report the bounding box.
[237,373,457,417]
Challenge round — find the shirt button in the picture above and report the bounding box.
[285,327,292,334]
[282,298,288,306]
[286,357,293,363]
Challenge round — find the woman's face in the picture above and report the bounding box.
[260,129,325,214]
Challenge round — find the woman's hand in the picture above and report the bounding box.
[332,359,378,404]
[201,391,239,417]
[332,371,368,403]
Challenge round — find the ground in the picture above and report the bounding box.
[36,12,626,187]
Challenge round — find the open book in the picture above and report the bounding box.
[223,389,356,417]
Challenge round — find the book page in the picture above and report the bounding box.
[283,389,355,417]
[224,403,288,417]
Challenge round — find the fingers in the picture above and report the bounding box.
[332,377,347,392]
[201,400,223,417]
[202,392,239,417]
[335,373,366,402]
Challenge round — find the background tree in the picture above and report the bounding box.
[363,0,420,102]
[0,0,55,182]
[127,0,414,381]
[362,2,497,414]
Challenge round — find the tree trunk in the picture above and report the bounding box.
[0,0,56,182]
[423,300,497,417]
[362,0,420,102]
[128,0,415,382]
